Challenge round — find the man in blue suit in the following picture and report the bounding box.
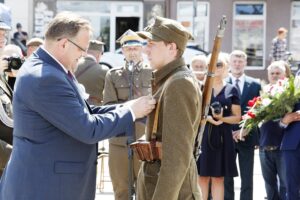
[281,101,300,199]
[0,12,156,200]
[225,50,261,200]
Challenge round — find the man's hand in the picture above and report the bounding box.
[126,96,156,119]
[282,110,300,126]
[232,129,249,142]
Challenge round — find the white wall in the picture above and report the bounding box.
[4,0,31,38]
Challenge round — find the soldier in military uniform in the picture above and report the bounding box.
[0,20,13,177]
[75,40,109,105]
[136,16,203,200]
[103,30,152,200]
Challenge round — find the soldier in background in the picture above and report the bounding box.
[103,30,152,200]
[75,40,109,105]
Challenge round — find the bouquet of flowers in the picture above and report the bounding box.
[240,76,300,131]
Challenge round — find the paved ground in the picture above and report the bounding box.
[95,141,266,200]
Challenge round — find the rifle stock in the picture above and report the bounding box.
[199,16,227,139]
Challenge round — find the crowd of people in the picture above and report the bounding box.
[0,11,299,200]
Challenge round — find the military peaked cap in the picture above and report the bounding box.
[88,39,105,51]
[137,16,193,51]
[117,29,143,47]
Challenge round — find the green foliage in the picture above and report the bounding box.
[241,76,300,131]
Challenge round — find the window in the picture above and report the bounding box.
[233,2,266,69]
[290,2,300,62]
[57,1,143,52]
[177,1,209,51]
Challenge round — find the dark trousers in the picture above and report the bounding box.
[0,139,12,177]
[224,144,254,200]
[259,149,287,200]
[283,147,300,200]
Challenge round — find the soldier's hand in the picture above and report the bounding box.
[126,96,156,119]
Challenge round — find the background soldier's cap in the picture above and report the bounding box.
[0,20,11,31]
[137,16,193,51]
[88,39,105,51]
[26,37,44,47]
[117,29,143,47]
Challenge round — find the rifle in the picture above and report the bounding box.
[195,16,227,158]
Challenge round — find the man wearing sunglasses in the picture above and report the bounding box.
[0,12,156,200]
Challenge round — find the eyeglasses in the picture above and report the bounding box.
[67,38,87,53]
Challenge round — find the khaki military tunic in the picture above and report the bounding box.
[103,61,152,200]
[136,58,202,200]
[75,55,109,105]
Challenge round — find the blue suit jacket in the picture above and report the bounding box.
[281,102,300,150]
[227,75,261,147]
[0,47,134,200]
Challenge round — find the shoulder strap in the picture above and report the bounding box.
[75,62,94,79]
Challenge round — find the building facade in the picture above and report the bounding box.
[5,0,300,79]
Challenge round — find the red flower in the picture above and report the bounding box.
[248,96,260,107]
[247,111,256,118]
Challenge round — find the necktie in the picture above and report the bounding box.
[235,79,241,96]
[67,71,74,80]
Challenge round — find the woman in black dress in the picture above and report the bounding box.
[197,54,241,200]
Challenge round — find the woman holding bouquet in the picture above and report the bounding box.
[259,61,287,200]
[197,54,241,200]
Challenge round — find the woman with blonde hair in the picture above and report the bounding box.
[197,54,241,200]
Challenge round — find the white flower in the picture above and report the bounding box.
[262,98,271,106]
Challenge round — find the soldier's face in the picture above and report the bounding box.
[122,46,143,64]
[144,40,170,70]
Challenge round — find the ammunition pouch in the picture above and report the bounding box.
[130,140,162,162]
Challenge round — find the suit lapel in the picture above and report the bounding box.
[36,48,89,110]
[66,73,90,110]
